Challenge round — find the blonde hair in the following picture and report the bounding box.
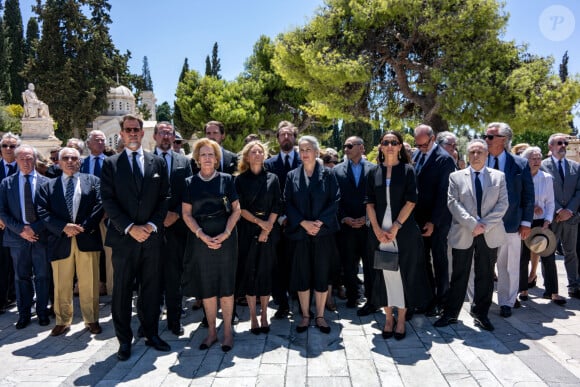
[192,138,222,169]
[238,141,268,174]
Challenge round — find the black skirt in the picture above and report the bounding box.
[289,233,337,293]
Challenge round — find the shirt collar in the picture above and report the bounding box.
[125,147,143,158]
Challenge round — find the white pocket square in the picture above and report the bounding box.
[153,173,160,178]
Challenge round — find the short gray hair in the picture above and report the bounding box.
[521,146,543,160]
[468,138,488,151]
[298,135,320,153]
[58,147,81,160]
[1,132,21,146]
[14,144,37,160]
[436,131,457,146]
[548,133,569,145]
[487,122,512,151]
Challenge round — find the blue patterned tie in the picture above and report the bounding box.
[65,177,74,221]
[24,175,37,223]
[93,157,101,177]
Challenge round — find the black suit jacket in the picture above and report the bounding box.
[265,150,302,194]
[191,147,238,175]
[100,150,170,247]
[334,159,372,221]
[153,149,192,215]
[413,145,456,228]
[37,174,103,260]
[0,159,18,244]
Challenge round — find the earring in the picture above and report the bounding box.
[398,153,401,160]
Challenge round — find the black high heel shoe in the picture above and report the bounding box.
[382,318,396,339]
[528,275,537,288]
[315,316,331,334]
[296,316,310,333]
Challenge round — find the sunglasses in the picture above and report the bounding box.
[482,134,505,140]
[61,156,79,161]
[343,143,360,149]
[325,159,339,165]
[555,140,569,146]
[1,144,16,149]
[123,127,142,133]
[381,140,400,147]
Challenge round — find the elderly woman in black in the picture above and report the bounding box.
[366,131,431,340]
[182,138,241,352]
[284,135,340,334]
[235,141,281,334]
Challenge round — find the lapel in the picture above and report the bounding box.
[462,168,475,203]
[143,151,154,180]
[480,167,492,204]
[504,153,514,177]
[0,160,5,180]
[548,158,564,186]
[11,173,21,206]
[292,150,301,168]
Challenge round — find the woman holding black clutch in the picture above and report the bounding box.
[366,131,431,340]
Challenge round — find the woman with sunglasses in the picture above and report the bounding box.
[366,131,431,340]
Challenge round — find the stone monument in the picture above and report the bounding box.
[20,83,60,155]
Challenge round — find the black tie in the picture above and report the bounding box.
[493,157,499,170]
[132,152,143,188]
[284,154,291,172]
[162,152,170,176]
[475,171,483,218]
[93,157,101,177]
[7,163,16,175]
[558,159,565,182]
[65,177,74,221]
[416,153,426,173]
[24,174,37,223]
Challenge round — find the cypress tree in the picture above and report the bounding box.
[210,42,221,79]
[205,55,211,76]
[0,0,11,103]
[142,55,153,90]
[24,17,39,63]
[3,0,24,104]
[174,57,192,137]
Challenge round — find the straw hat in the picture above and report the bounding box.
[524,227,557,257]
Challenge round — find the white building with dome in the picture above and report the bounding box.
[90,85,156,150]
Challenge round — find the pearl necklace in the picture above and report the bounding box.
[198,170,217,182]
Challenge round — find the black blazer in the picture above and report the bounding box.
[191,147,239,175]
[284,163,340,240]
[413,145,456,228]
[36,174,103,260]
[100,150,170,247]
[153,149,192,215]
[265,150,302,192]
[334,159,372,221]
[0,159,17,180]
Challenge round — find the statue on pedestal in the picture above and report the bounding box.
[22,83,50,119]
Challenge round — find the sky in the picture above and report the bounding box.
[17,0,580,119]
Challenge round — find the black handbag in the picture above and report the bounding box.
[374,249,399,271]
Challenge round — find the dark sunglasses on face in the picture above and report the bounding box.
[381,140,400,146]
[555,140,569,146]
[123,127,141,133]
[482,134,505,140]
[343,143,360,149]
[1,144,16,149]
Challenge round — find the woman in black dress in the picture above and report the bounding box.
[366,131,432,340]
[182,138,241,352]
[235,141,281,335]
[284,135,340,334]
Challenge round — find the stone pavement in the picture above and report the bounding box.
[1,257,580,386]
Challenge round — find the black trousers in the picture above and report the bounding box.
[445,235,496,319]
[422,223,450,306]
[0,245,15,307]
[162,220,187,326]
[338,225,367,302]
[272,231,291,309]
[519,219,558,295]
[111,234,163,345]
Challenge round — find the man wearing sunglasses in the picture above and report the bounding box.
[541,133,580,298]
[483,122,534,318]
[412,124,456,316]
[0,133,20,314]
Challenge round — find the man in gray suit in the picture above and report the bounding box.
[434,139,508,331]
[541,133,580,298]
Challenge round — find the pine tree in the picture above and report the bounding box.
[24,17,39,63]
[210,42,221,79]
[142,55,153,90]
[3,0,24,104]
[174,57,192,137]
[0,0,11,103]
[559,51,569,82]
[205,55,211,76]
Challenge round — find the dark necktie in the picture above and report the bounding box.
[65,177,74,221]
[93,157,101,177]
[416,153,426,173]
[475,171,483,218]
[132,152,143,188]
[493,156,499,170]
[24,174,37,223]
[7,163,16,176]
[558,159,565,182]
[162,152,170,176]
[284,154,291,172]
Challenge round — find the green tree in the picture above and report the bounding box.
[23,0,130,139]
[141,55,153,90]
[173,57,194,138]
[24,16,39,62]
[204,55,211,76]
[156,101,172,122]
[3,0,24,104]
[210,42,221,79]
[0,1,11,103]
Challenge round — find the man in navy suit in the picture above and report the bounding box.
[198,121,238,174]
[334,136,371,311]
[153,121,192,336]
[101,114,171,361]
[265,121,302,318]
[484,122,534,318]
[0,132,19,313]
[37,147,104,337]
[413,124,456,316]
[0,144,50,329]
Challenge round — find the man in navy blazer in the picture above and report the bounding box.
[264,121,302,318]
[0,132,19,313]
[0,144,50,329]
[413,124,456,316]
[484,122,534,318]
[101,114,171,361]
[37,147,104,337]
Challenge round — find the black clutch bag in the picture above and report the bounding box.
[373,249,399,271]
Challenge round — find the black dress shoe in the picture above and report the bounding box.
[15,317,31,329]
[273,307,290,319]
[394,330,406,340]
[346,299,358,308]
[553,297,567,306]
[499,305,512,318]
[296,317,310,333]
[356,303,378,317]
[168,323,184,336]
[315,317,331,334]
[433,315,457,327]
[568,288,580,299]
[145,336,171,352]
[513,300,521,309]
[518,294,529,301]
[425,305,442,317]
[117,343,131,361]
[38,316,50,326]
[474,316,494,331]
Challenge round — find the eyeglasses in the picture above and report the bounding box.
[61,156,79,161]
[443,142,457,148]
[381,140,400,147]
[343,143,361,149]
[414,140,430,148]
[482,134,505,141]
[555,140,569,146]
[173,141,183,145]
[1,144,16,149]
[325,159,339,165]
[157,132,174,137]
[123,127,142,133]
